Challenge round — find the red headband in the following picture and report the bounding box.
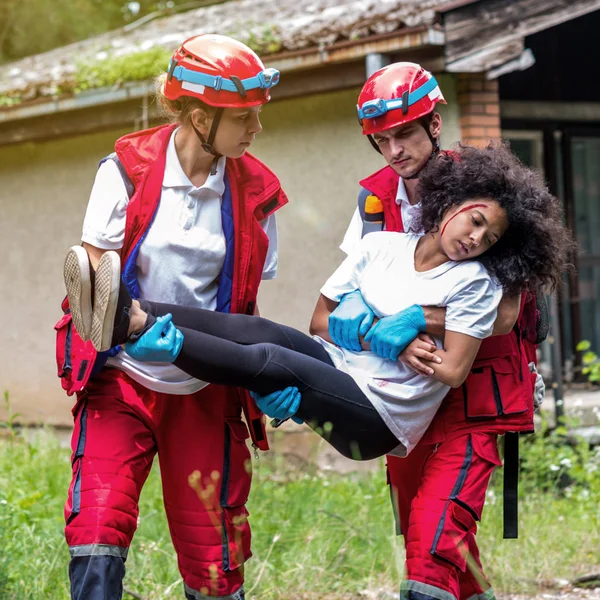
[440,203,488,237]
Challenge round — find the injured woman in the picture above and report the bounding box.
[63,143,571,461]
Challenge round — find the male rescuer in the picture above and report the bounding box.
[258,62,542,600]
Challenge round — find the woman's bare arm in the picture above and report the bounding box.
[309,294,339,342]
[420,331,483,388]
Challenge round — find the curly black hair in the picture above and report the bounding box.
[414,142,574,296]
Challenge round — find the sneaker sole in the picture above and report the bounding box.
[63,246,93,341]
[91,252,121,352]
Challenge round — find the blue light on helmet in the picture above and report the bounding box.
[258,68,280,89]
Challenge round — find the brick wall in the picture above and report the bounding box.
[457,73,501,147]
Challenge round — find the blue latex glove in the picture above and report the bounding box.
[125,314,184,363]
[328,290,375,352]
[364,304,427,361]
[250,387,304,424]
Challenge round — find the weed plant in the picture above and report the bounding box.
[0,414,598,599]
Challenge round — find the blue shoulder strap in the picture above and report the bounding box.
[100,153,135,199]
[358,187,384,239]
[215,174,234,314]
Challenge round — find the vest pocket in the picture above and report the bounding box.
[55,312,73,379]
[55,312,97,396]
[430,500,476,572]
[462,357,528,420]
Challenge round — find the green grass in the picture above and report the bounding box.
[0,430,598,599]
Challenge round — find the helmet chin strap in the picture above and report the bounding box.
[367,134,382,154]
[192,107,224,175]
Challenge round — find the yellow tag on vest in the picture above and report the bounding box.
[364,194,384,223]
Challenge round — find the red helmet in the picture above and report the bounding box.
[163,34,280,108]
[357,62,446,136]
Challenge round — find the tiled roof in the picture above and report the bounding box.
[0,0,451,103]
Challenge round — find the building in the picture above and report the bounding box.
[1,0,598,424]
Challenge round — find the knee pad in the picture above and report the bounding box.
[65,454,146,548]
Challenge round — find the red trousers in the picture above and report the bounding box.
[388,433,501,600]
[64,368,252,598]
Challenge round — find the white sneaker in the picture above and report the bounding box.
[91,251,121,352]
[63,246,93,341]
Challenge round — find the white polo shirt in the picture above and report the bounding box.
[340,177,421,255]
[316,232,502,456]
[81,128,278,394]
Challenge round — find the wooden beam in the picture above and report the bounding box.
[446,39,525,73]
[444,0,600,65]
[502,100,600,121]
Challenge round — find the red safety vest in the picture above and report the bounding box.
[359,166,535,439]
[55,123,288,450]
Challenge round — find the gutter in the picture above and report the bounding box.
[0,82,155,124]
[0,26,444,125]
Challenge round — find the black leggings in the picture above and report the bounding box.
[140,300,399,460]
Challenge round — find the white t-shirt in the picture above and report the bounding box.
[82,129,278,394]
[340,177,420,255]
[316,232,502,456]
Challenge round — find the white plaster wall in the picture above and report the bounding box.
[0,128,131,424]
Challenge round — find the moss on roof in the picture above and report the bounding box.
[0,0,444,110]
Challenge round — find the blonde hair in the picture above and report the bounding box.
[155,73,216,124]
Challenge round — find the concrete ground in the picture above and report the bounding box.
[541,385,600,427]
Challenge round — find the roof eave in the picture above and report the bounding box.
[266,26,444,72]
[0,26,444,124]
